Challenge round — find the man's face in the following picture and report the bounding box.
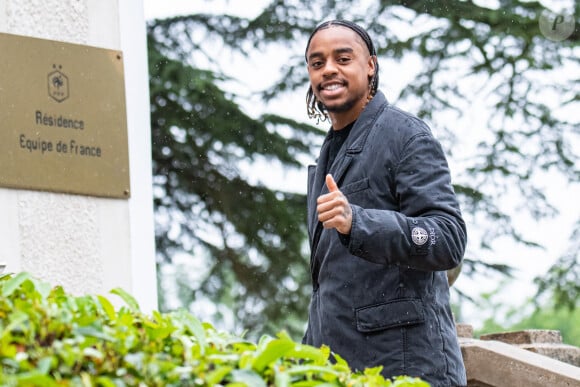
[306,26,375,119]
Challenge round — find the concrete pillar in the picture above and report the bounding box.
[0,0,157,312]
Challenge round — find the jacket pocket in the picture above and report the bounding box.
[355,298,425,333]
[340,177,370,195]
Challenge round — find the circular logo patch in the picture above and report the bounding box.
[411,227,429,246]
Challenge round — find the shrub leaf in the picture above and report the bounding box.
[1,272,30,296]
[110,287,140,313]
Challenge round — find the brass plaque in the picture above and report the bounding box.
[0,33,130,198]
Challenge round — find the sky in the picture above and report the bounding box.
[143,0,579,328]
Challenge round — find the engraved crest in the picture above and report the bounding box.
[48,64,69,102]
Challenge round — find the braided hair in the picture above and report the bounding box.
[305,20,379,123]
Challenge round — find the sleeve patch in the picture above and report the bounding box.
[411,227,429,246]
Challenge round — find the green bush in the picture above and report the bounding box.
[0,273,429,386]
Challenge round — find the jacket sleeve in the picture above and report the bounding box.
[346,132,467,271]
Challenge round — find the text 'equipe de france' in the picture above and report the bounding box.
[19,135,102,157]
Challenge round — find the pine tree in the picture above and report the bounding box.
[147,1,579,336]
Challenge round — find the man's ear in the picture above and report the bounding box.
[367,55,377,77]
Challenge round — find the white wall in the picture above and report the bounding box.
[118,0,158,312]
[0,0,157,312]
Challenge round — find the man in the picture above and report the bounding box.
[302,20,467,387]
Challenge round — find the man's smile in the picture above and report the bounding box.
[319,81,347,97]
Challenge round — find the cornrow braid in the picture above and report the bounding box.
[305,20,380,122]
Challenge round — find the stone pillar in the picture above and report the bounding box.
[0,0,157,312]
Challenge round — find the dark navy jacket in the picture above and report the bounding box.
[303,91,467,387]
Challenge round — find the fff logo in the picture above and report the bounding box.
[48,64,69,102]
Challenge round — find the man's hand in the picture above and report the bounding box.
[317,174,352,235]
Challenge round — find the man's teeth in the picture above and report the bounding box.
[324,84,342,90]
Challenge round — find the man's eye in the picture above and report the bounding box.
[338,57,351,63]
[311,61,323,68]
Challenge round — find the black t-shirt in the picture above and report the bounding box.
[325,121,355,174]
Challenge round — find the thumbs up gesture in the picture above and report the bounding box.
[317,174,353,235]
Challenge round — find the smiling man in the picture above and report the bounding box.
[303,20,467,387]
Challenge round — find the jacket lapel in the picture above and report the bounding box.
[324,92,387,187]
[327,148,353,187]
[308,134,331,242]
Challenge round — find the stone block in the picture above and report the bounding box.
[460,337,580,386]
[478,330,580,368]
[480,329,562,345]
[456,323,474,338]
[521,343,580,367]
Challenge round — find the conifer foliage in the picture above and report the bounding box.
[147,1,579,335]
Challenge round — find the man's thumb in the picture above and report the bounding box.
[326,174,339,192]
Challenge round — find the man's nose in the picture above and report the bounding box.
[322,60,338,76]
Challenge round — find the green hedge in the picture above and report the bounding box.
[0,273,429,386]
